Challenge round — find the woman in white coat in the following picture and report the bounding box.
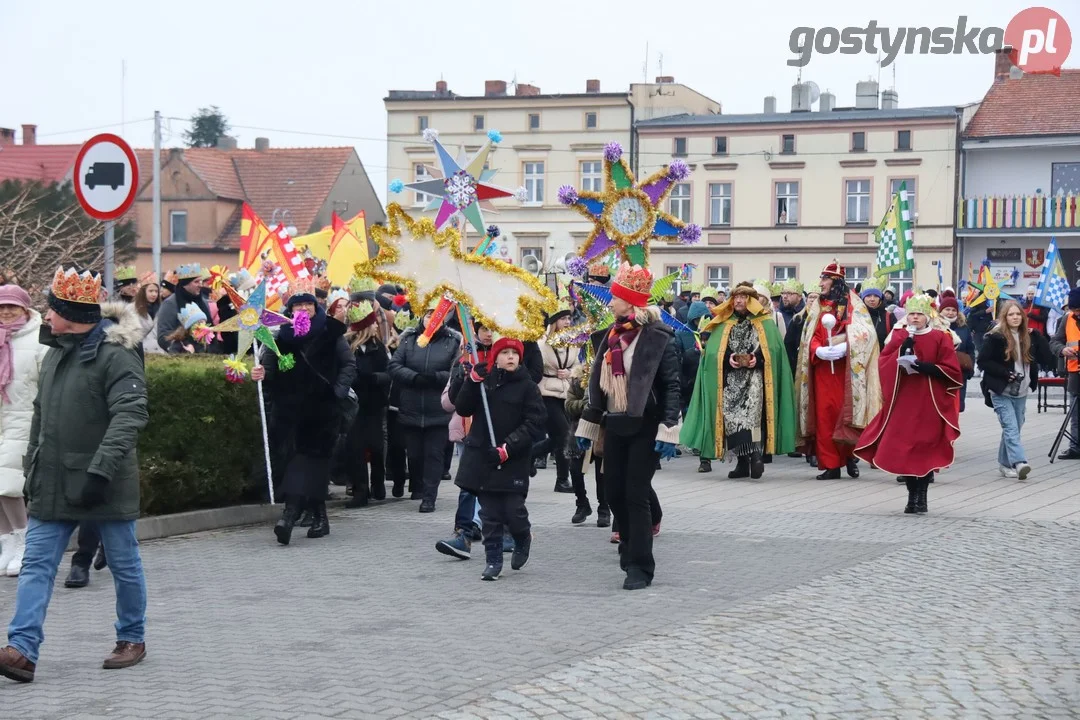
[538,302,580,495]
[0,284,47,576]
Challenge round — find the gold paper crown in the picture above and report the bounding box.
[51,266,102,305]
[613,263,653,295]
[394,311,418,331]
[349,275,378,294]
[587,261,611,278]
[698,285,720,302]
[291,276,316,296]
[905,293,935,316]
[316,276,332,293]
[114,266,137,282]
[781,278,804,294]
[861,272,889,293]
[347,301,375,324]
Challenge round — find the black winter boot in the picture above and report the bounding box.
[903,478,917,514]
[728,456,751,479]
[596,506,611,528]
[816,468,841,480]
[846,457,860,478]
[698,459,712,473]
[572,501,592,525]
[298,509,314,527]
[307,503,330,538]
[274,501,302,545]
[915,475,931,514]
[750,451,765,479]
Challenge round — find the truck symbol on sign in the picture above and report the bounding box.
[85,162,125,190]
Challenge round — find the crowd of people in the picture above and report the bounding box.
[0,253,1078,682]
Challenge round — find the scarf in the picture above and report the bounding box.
[0,314,31,403]
[605,319,641,377]
[722,314,764,458]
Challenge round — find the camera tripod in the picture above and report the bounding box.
[1048,392,1078,463]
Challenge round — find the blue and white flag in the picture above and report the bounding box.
[1035,237,1071,310]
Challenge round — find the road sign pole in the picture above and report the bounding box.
[104,220,115,300]
[152,111,162,281]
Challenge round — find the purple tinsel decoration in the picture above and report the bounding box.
[667,159,690,181]
[566,256,589,278]
[603,142,623,162]
[557,184,579,206]
[486,225,500,238]
[679,224,702,245]
[293,309,311,337]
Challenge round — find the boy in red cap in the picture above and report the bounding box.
[453,336,547,581]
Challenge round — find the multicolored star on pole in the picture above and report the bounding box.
[963,260,1017,317]
[391,129,518,236]
[207,279,292,361]
[557,141,701,266]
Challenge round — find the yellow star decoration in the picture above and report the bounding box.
[356,204,557,341]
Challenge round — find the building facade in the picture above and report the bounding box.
[636,83,959,296]
[384,77,720,268]
[958,51,1080,296]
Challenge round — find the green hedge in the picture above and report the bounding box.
[138,355,267,515]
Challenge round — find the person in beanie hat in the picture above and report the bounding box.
[0,284,48,579]
[856,294,962,514]
[1049,288,1080,459]
[860,274,892,349]
[452,336,546,580]
[575,263,681,591]
[936,295,975,411]
[1,267,149,682]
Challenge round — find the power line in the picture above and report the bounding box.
[35,117,154,139]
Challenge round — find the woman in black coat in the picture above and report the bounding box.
[342,301,390,507]
[254,288,356,544]
[454,338,547,578]
[575,265,681,591]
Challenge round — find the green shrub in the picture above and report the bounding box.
[138,355,267,515]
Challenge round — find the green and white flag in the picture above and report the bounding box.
[874,182,914,275]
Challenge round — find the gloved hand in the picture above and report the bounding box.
[577,437,592,451]
[469,364,489,383]
[654,440,677,460]
[80,473,108,509]
[814,346,833,361]
[831,341,848,358]
[900,336,916,356]
[485,445,509,467]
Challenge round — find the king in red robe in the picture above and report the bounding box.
[855,293,962,515]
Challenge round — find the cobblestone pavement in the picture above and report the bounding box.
[1,402,1077,719]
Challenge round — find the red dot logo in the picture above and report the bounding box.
[1005,7,1072,76]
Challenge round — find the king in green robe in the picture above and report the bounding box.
[681,284,797,477]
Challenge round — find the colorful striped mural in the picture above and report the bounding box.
[958,194,1079,230]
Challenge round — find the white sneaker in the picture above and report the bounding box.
[1001,466,1019,478]
[0,534,13,574]
[1015,463,1032,481]
[5,529,24,576]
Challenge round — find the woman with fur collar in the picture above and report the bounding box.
[575,263,681,591]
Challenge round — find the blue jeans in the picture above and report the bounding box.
[7,518,146,663]
[454,490,481,532]
[991,393,1028,467]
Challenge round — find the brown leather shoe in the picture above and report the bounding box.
[102,641,146,670]
[0,645,35,683]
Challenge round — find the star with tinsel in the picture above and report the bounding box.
[964,260,1017,317]
[390,128,518,236]
[557,141,701,266]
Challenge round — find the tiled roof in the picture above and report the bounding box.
[964,70,1080,138]
[0,144,81,184]
[636,106,958,128]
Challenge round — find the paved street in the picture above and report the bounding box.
[2,399,1078,719]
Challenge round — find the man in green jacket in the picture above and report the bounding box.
[0,266,149,684]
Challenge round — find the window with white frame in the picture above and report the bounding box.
[707,265,730,289]
[523,162,545,204]
[581,161,603,192]
[669,183,691,223]
[708,182,732,226]
[773,266,798,282]
[776,182,799,225]
[845,266,870,284]
[890,178,917,213]
[170,211,187,245]
[889,269,913,296]
[845,179,871,224]
[414,163,434,206]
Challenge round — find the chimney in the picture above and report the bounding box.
[0,128,14,146]
[216,135,238,150]
[435,80,448,93]
[515,83,540,96]
[485,80,507,97]
[255,137,270,152]
[586,79,600,93]
[21,124,36,146]
[763,96,777,114]
[995,46,1015,81]
[819,91,835,112]
[655,76,674,84]
[881,89,899,110]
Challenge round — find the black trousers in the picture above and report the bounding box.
[604,423,660,581]
[71,523,100,569]
[347,409,386,501]
[611,486,661,532]
[404,425,450,503]
[386,411,409,490]
[571,453,607,510]
[543,396,570,482]
[477,491,530,565]
[443,440,454,474]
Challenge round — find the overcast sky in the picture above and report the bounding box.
[3,0,1076,206]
